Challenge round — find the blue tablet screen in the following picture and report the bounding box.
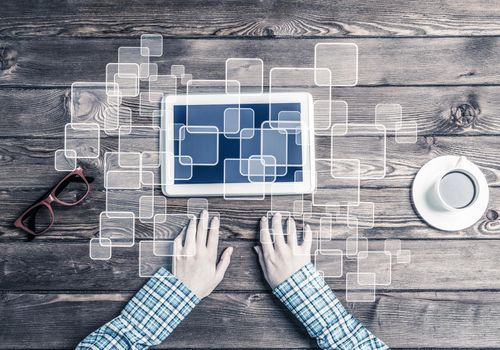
[173,103,303,184]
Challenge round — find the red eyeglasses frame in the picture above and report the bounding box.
[14,167,91,236]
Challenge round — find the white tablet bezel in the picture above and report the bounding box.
[161,92,316,197]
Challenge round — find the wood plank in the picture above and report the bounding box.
[3,86,500,137]
[1,183,499,239]
[2,240,500,292]
[0,135,499,190]
[0,129,498,239]
[4,37,500,86]
[2,183,499,240]
[1,291,499,348]
[2,0,500,38]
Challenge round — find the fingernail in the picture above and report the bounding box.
[210,217,218,228]
[228,247,234,254]
[212,216,219,223]
[253,246,258,253]
[261,216,267,222]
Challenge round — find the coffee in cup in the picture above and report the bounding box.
[429,156,479,211]
[438,171,477,209]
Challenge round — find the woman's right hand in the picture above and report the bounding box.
[254,212,312,289]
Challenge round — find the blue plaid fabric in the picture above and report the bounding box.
[76,267,200,350]
[77,264,387,350]
[273,263,389,350]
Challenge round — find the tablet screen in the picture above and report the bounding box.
[172,103,303,184]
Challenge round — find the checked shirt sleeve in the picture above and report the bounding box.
[76,267,200,350]
[273,263,388,350]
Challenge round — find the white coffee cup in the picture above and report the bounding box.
[428,156,479,211]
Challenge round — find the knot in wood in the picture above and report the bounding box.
[449,103,477,128]
[0,46,17,71]
[264,27,275,38]
[486,209,499,221]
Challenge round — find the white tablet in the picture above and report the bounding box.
[161,92,316,197]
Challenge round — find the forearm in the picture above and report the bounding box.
[76,267,200,350]
[273,263,388,350]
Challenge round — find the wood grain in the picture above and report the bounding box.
[1,4,500,349]
[0,134,499,191]
[1,291,500,348]
[2,239,500,292]
[2,0,500,38]
[1,183,499,240]
[4,37,500,86]
[3,86,500,137]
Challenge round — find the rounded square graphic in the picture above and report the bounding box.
[64,123,100,159]
[139,240,175,278]
[54,149,77,172]
[71,82,120,125]
[99,211,135,248]
[223,107,240,135]
[141,34,163,57]
[105,64,139,98]
[118,46,150,79]
[153,213,197,257]
[89,238,112,260]
[314,249,343,278]
[179,126,219,166]
[314,43,358,86]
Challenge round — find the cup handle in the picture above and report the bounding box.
[455,156,467,168]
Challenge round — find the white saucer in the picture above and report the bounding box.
[412,155,489,231]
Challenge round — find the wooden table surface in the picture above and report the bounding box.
[1,1,500,348]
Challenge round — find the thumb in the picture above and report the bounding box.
[215,247,233,282]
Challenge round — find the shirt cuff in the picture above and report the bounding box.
[118,267,201,345]
[273,263,388,350]
[272,263,344,338]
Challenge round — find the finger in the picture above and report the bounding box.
[196,210,209,247]
[287,218,298,248]
[183,216,197,251]
[207,216,220,253]
[259,216,274,255]
[302,224,313,253]
[215,247,233,282]
[174,231,184,255]
[254,246,269,282]
[272,212,286,247]
[174,227,186,247]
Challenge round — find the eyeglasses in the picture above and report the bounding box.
[14,167,91,236]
